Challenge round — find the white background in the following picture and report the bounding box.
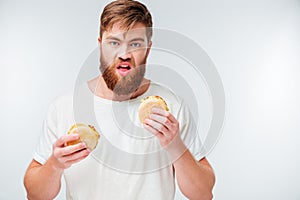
[1,0,300,199]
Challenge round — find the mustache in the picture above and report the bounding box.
[112,57,136,69]
[100,57,136,74]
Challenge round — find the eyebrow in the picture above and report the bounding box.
[105,36,145,43]
[129,37,145,42]
[106,36,122,41]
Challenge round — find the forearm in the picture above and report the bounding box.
[24,157,64,200]
[24,134,90,199]
[144,108,215,199]
[173,146,215,200]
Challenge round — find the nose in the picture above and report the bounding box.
[117,44,132,60]
[119,52,132,60]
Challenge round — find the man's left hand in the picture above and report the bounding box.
[143,108,186,157]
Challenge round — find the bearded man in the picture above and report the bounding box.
[24,1,215,199]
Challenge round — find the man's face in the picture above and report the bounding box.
[99,23,152,95]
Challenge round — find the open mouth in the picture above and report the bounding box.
[116,62,132,76]
[117,65,131,70]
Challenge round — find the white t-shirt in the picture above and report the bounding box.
[33,82,205,200]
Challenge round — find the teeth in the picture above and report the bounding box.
[118,65,130,69]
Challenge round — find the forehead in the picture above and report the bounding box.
[102,22,147,41]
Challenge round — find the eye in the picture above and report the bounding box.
[130,42,141,48]
[110,41,119,46]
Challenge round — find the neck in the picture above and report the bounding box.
[88,75,150,101]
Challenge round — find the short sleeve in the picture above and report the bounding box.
[177,100,206,161]
[33,103,58,165]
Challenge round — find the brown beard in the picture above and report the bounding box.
[100,54,146,96]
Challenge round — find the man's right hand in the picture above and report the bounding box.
[50,133,90,170]
[24,133,90,200]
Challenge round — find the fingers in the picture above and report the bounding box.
[63,147,90,163]
[143,107,181,150]
[52,147,90,169]
[148,113,172,131]
[58,142,87,157]
[65,154,89,167]
[52,134,90,170]
[143,123,164,139]
[151,108,177,123]
[144,118,169,134]
[143,123,180,149]
[54,133,80,147]
[144,108,178,134]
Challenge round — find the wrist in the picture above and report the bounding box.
[165,134,187,162]
[47,155,64,174]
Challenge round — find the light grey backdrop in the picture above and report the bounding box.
[0,0,300,199]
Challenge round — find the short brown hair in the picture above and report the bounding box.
[99,0,153,41]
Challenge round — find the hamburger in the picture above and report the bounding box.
[67,123,100,150]
[138,95,169,123]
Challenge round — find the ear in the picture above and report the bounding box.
[98,38,103,52]
[146,41,152,57]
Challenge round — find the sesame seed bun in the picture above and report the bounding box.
[67,123,100,150]
[138,96,169,123]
